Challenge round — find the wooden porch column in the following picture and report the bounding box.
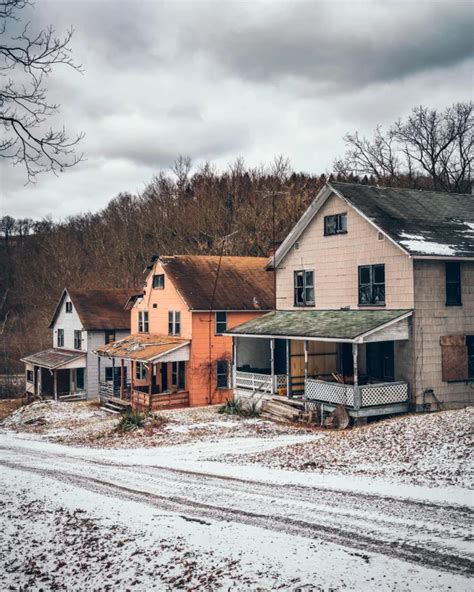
[112,357,115,396]
[120,358,125,399]
[286,339,291,398]
[232,338,237,389]
[270,338,275,395]
[304,340,308,380]
[97,356,101,395]
[353,343,361,410]
[53,370,58,401]
[148,363,153,395]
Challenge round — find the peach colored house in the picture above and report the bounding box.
[228,182,474,420]
[95,256,273,411]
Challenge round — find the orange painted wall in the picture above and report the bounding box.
[189,311,264,406]
[131,259,269,406]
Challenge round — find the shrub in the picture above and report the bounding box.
[218,399,260,418]
[118,411,146,432]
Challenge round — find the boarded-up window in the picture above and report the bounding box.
[440,335,468,382]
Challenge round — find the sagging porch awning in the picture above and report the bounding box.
[94,333,190,363]
[226,309,413,343]
[21,348,86,370]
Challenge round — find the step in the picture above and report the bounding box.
[100,406,121,414]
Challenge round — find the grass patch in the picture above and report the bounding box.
[218,399,260,418]
[118,411,167,433]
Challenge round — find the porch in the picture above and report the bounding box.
[22,349,87,401]
[94,334,191,411]
[228,309,413,418]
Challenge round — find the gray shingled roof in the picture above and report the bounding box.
[21,348,86,369]
[331,182,474,258]
[226,309,412,341]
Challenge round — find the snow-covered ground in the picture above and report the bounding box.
[0,402,473,590]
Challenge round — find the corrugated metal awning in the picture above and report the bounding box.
[94,334,190,363]
[21,348,86,369]
[226,309,413,343]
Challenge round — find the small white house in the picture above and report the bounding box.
[22,288,138,400]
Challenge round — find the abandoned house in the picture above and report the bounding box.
[94,255,274,411]
[22,288,137,400]
[227,182,474,419]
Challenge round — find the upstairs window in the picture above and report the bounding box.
[57,329,64,347]
[168,311,181,335]
[153,274,165,289]
[138,310,149,333]
[216,360,229,388]
[215,312,227,335]
[324,213,347,236]
[445,262,462,306]
[65,302,73,313]
[294,270,315,306]
[105,330,116,344]
[359,264,385,306]
[74,330,82,350]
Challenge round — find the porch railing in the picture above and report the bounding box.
[235,371,286,393]
[304,378,408,409]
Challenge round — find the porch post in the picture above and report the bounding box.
[97,356,101,397]
[120,358,125,399]
[148,363,153,395]
[232,338,237,389]
[304,340,308,379]
[352,343,361,410]
[53,370,58,401]
[270,338,275,395]
[286,339,291,398]
[112,357,115,397]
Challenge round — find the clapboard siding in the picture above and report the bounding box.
[87,330,130,398]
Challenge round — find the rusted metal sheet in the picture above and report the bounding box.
[95,333,190,362]
[21,348,86,369]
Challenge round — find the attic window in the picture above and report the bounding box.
[377,232,385,241]
[65,302,72,313]
[294,242,300,251]
[153,274,165,289]
[324,213,347,236]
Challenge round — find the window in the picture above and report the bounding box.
[168,311,181,335]
[138,310,149,333]
[294,270,315,306]
[26,370,33,383]
[74,330,82,350]
[358,264,385,306]
[65,301,72,313]
[171,361,186,390]
[440,335,474,382]
[105,366,126,383]
[57,329,64,347]
[215,312,227,335]
[324,213,347,236]
[105,330,116,344]
[153,274,165,289]
[135,362,147,381]
[216,360,229,389]
[446,262,462,306]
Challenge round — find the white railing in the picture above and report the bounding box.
[235,371,286,393]
[305,378,408,409]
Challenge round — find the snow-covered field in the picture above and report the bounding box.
[0,402,473,590]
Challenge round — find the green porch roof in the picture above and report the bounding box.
[226,309,412,341]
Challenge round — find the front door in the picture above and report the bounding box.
[290,340,305,396]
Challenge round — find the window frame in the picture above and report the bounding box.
[104,330,116,344]
[216,360,229,389]
[65,301,73,313]
[171,361,186,390]
[135,361,147,381]
[168,311,181,336]
[152,274,165,289]
[358,264,385,306]
[138,310,149,333]
[324,213,347,236]
[467,336,474,380]
[74,329,82,350]
[215,311,228,335]
[57,328,64,347]
[26,369,33,383]
[293,270,315,307]
[445,262,462,306]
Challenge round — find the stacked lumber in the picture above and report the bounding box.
[261,397,304,422]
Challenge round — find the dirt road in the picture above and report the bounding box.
[1,433,472,589]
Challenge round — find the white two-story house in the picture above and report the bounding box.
[228,182,474,419]
[22,288,137,400]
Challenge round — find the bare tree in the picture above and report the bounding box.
[0,0,84,181]
[335,102,473,193]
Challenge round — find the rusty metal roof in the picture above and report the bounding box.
[94,333,190,362]
[160,255,274,311]
[49,288,138,330]
[21,348,86,369]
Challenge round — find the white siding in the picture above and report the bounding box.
[87,330,130,398]
[52,291,86,351]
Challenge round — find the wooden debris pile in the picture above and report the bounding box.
[260,398,305,422]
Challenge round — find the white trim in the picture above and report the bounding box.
[411,255,474,261]
[356,311,413,343]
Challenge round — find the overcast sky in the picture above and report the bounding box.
[1,0,473,220]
